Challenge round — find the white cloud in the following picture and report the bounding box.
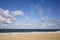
[0,16,13,24]
[12,10,24,16]
[0,8,11,17]
[0,8,16,29]
[0,15,5,22]
[5,18,12,23]
[0,7,60,29]
[3,10,10,17]
[0,8,25,29]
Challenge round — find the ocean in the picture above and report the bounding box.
[0,29,60,33]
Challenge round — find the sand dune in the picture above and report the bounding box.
[0,32,60,40]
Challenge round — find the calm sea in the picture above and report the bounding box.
[0,29,60,33]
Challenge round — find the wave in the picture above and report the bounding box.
[0,31,60,35]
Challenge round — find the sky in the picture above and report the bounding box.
[0,0,60,29]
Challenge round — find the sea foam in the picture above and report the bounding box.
[0,31,60,35]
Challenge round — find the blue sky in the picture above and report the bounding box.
[0,0,60,29]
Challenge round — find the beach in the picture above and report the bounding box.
[0,32,60,40]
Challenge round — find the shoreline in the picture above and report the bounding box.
[0,31,60,35]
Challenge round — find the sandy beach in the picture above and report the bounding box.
[0,32,60,40]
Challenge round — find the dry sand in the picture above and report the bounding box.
[0,32,60,40]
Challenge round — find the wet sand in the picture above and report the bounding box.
[0,32,60,40]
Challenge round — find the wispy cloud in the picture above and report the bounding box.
[19,16,36,27]
[38,7,44,15]
[30,4,44,15]
[12,10,24,16]
[39,14,60,29]
[24,16,32,27]
[30,4,34,15]
[41,16,48,22]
